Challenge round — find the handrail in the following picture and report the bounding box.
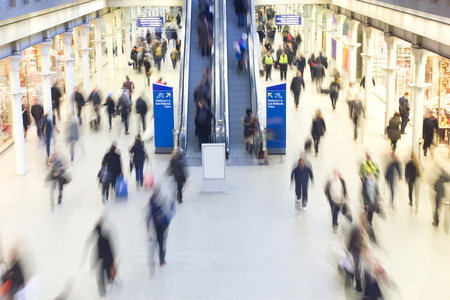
[177,0,192,153]
[222,0,230,157]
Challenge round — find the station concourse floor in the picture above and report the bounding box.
[1,36,450,300]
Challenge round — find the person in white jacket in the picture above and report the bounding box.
[346,82,357,118]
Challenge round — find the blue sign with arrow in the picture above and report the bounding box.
[153,83,174,153]
[266,83,286,154]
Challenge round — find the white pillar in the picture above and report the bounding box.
[361,26,376,118]
[346,19,361,83]
[104,14,115,80]
[409,47,431,157]
[310,5,317,55]
[6,55,27,174]
[92,18,105,90]
[78,23,92,95]
[63,31,76,118]
[37,41,55,121]
[324,10,334,77]
[383,35,398,131]
[114,9,124,71]
[124,9,131,65]
[315,6,324,53]
[131,7,137,48]
[334,14,346,74]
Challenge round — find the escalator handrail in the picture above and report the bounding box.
[177,0,192,153]
[222,0,230,156]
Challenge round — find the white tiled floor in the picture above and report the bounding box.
[0,29,450,300]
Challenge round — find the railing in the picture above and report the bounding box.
[221,0,230,158]
[177,0,192,153]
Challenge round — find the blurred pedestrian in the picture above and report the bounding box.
[176,13,181,28]
[104,92,116,131]
[169,149,187,203]
[66,117,79,161]
[432,169,450,228]
[122,76,135,99]
[42,113,53,160]
[88,86,101,126]
[161,39,168,62]
[398,91,410,134]
[307,54,316,81]
[264,39,272,52]
[329,77,340,110]
[1,247,25,298]
[290,71,305,109]
[129,137,148,188]
[170,49,179,69]
[155,45,163,71]
[242,108,258,154]
[74,86,85,125]
[51,81,62,121]
[143,56,152,86]
[117,89,131,135]
[387,113,401,151]
[176,39,182,60]
[47,147,70,207]
[346,82,357,118]
[318,51,328,69]
[362,171,380,226]
[131,46,138,70]
[30,98,44,139]
[313,59,326,93]
[311,109,326,156]
[324,169,348,232]
[22,104,29,140]
[360,152,379,180]
[405,152,421,207]
[294,53,306,77]
[195,100,214,149]
[198,15,211,56]
[257,22,265,44]
[291,156,314,211]
[235,0,248,27]
[136,93,148,133]
[349,95,364,140]
[385,153,402,208]
[423,109,438,157]
[102,142,123,192]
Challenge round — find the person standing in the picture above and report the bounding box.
[311,109,326,156]
[313,59,326,93]
[324,169,348,232]
[387,113,401,151]
[432,169,450,228]
[170,149,187,204]
[405,152,421,207]
[74,86,85,125]
[42,113,53,160]
[385,153,402,208]
[102,142,123,192]
[22,104,29,140]
[398,91,410,134]
[242,108,258,153]
[349,96,364,140]
[51,82,62,121]
[129,137,148,188]
[294,53,306,77]
[290,71,305,109]
[104,93,115,131]
[131,46,138,70]
[291,157,314,211]
[257,22,265,45]
[136,94,148,133]
[30,98,44,140]
[423,109,438,157]
[262,51,274,81]
[329,77,341,110]
[278,51,288,81]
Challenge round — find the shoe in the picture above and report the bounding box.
[159,261,166,267]
[302,207,307,211]
[355,285,363,293]
[125,132,130,135]
[333,228,338,233]
[57,196,62,205]
[296,199,301,203]
[432,222,438,227]
[409,202,413,206]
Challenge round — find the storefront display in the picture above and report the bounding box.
[395,41,411,99]
[0,63,12,151]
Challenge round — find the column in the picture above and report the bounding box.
[303,12,310,54]
[104,14,115,80]
[346,19,361,83]
[315,6,324,53]
[78,23,92,95]
[131,7,137,48]
[63,31,76,117]
[37,40,55,121]
[334,14,346,74]
[324,10,334,76]
[114,9,124,71]
[6,55,27,174]
[409,47,431,156]
[383,35,398,131]
[124,9,131,65]
[361,26,376,118]
[92,18,105,89]
[309,5,317,55]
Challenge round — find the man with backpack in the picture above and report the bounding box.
[399,91,410,134]
[195,100,214,149]
[117,89,131,135]
[136,94,148,133]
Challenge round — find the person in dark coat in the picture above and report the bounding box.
[423,109,438,157]
[131,46,138,70]
[176,14,182,28]
[102,142,123,191]
[170,149,187,203]
[405,152,420,208]
[267,25,276,44]
[136,95,148,133]
[117,89,131,135]
[194,100,214,149]
[385,153,402,207]
[432,169,450,227]
[198,16,210,56]
[387,113,401,151]
[143,56,152,86]
[47,148,69,206]
[318,51,328,69]
[398,92,410,134]
[103,93,115,131]
[307,54,316,81]
[89,87,101,126]
[329,78,341,110]
[257,22,265,44]
[22,103,29,140]
[122,76,135,99]
[242,108,258,153]
[42,113,53,159]
[30,98,44,139]
[313,59,326,93]
[275,45,283,69]
[234,0,248,27]
[51,82,62,121]
[311,109,326,156]
[74,86,85,125]
[291,156,314,211]
[290,71,305,109]
[129,137,148,187]
[294,52,306,77]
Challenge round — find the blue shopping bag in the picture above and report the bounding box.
[115,176,128,198]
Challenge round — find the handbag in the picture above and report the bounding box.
[115,176,128,198]
[143,162,154,190]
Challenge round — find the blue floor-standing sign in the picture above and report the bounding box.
[153,83,174,154]
[266,83,286,155]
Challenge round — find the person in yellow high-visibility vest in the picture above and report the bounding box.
[262,52,274,81]
[278,51,288,81]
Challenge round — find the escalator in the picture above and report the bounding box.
[225,1,253,157]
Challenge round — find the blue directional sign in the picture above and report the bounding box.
[153,84,174,154]
[137,17,164,27]
[266,84,286,155]
[275,15,302,25]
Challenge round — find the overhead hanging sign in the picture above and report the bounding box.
[266,83,286,155]
[137,17,164,27]
[275,15,302,26]
[153,83,174,154]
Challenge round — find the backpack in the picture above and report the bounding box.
[233,40,241,54]
[399,98,408,115]
[155,47,162,57]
